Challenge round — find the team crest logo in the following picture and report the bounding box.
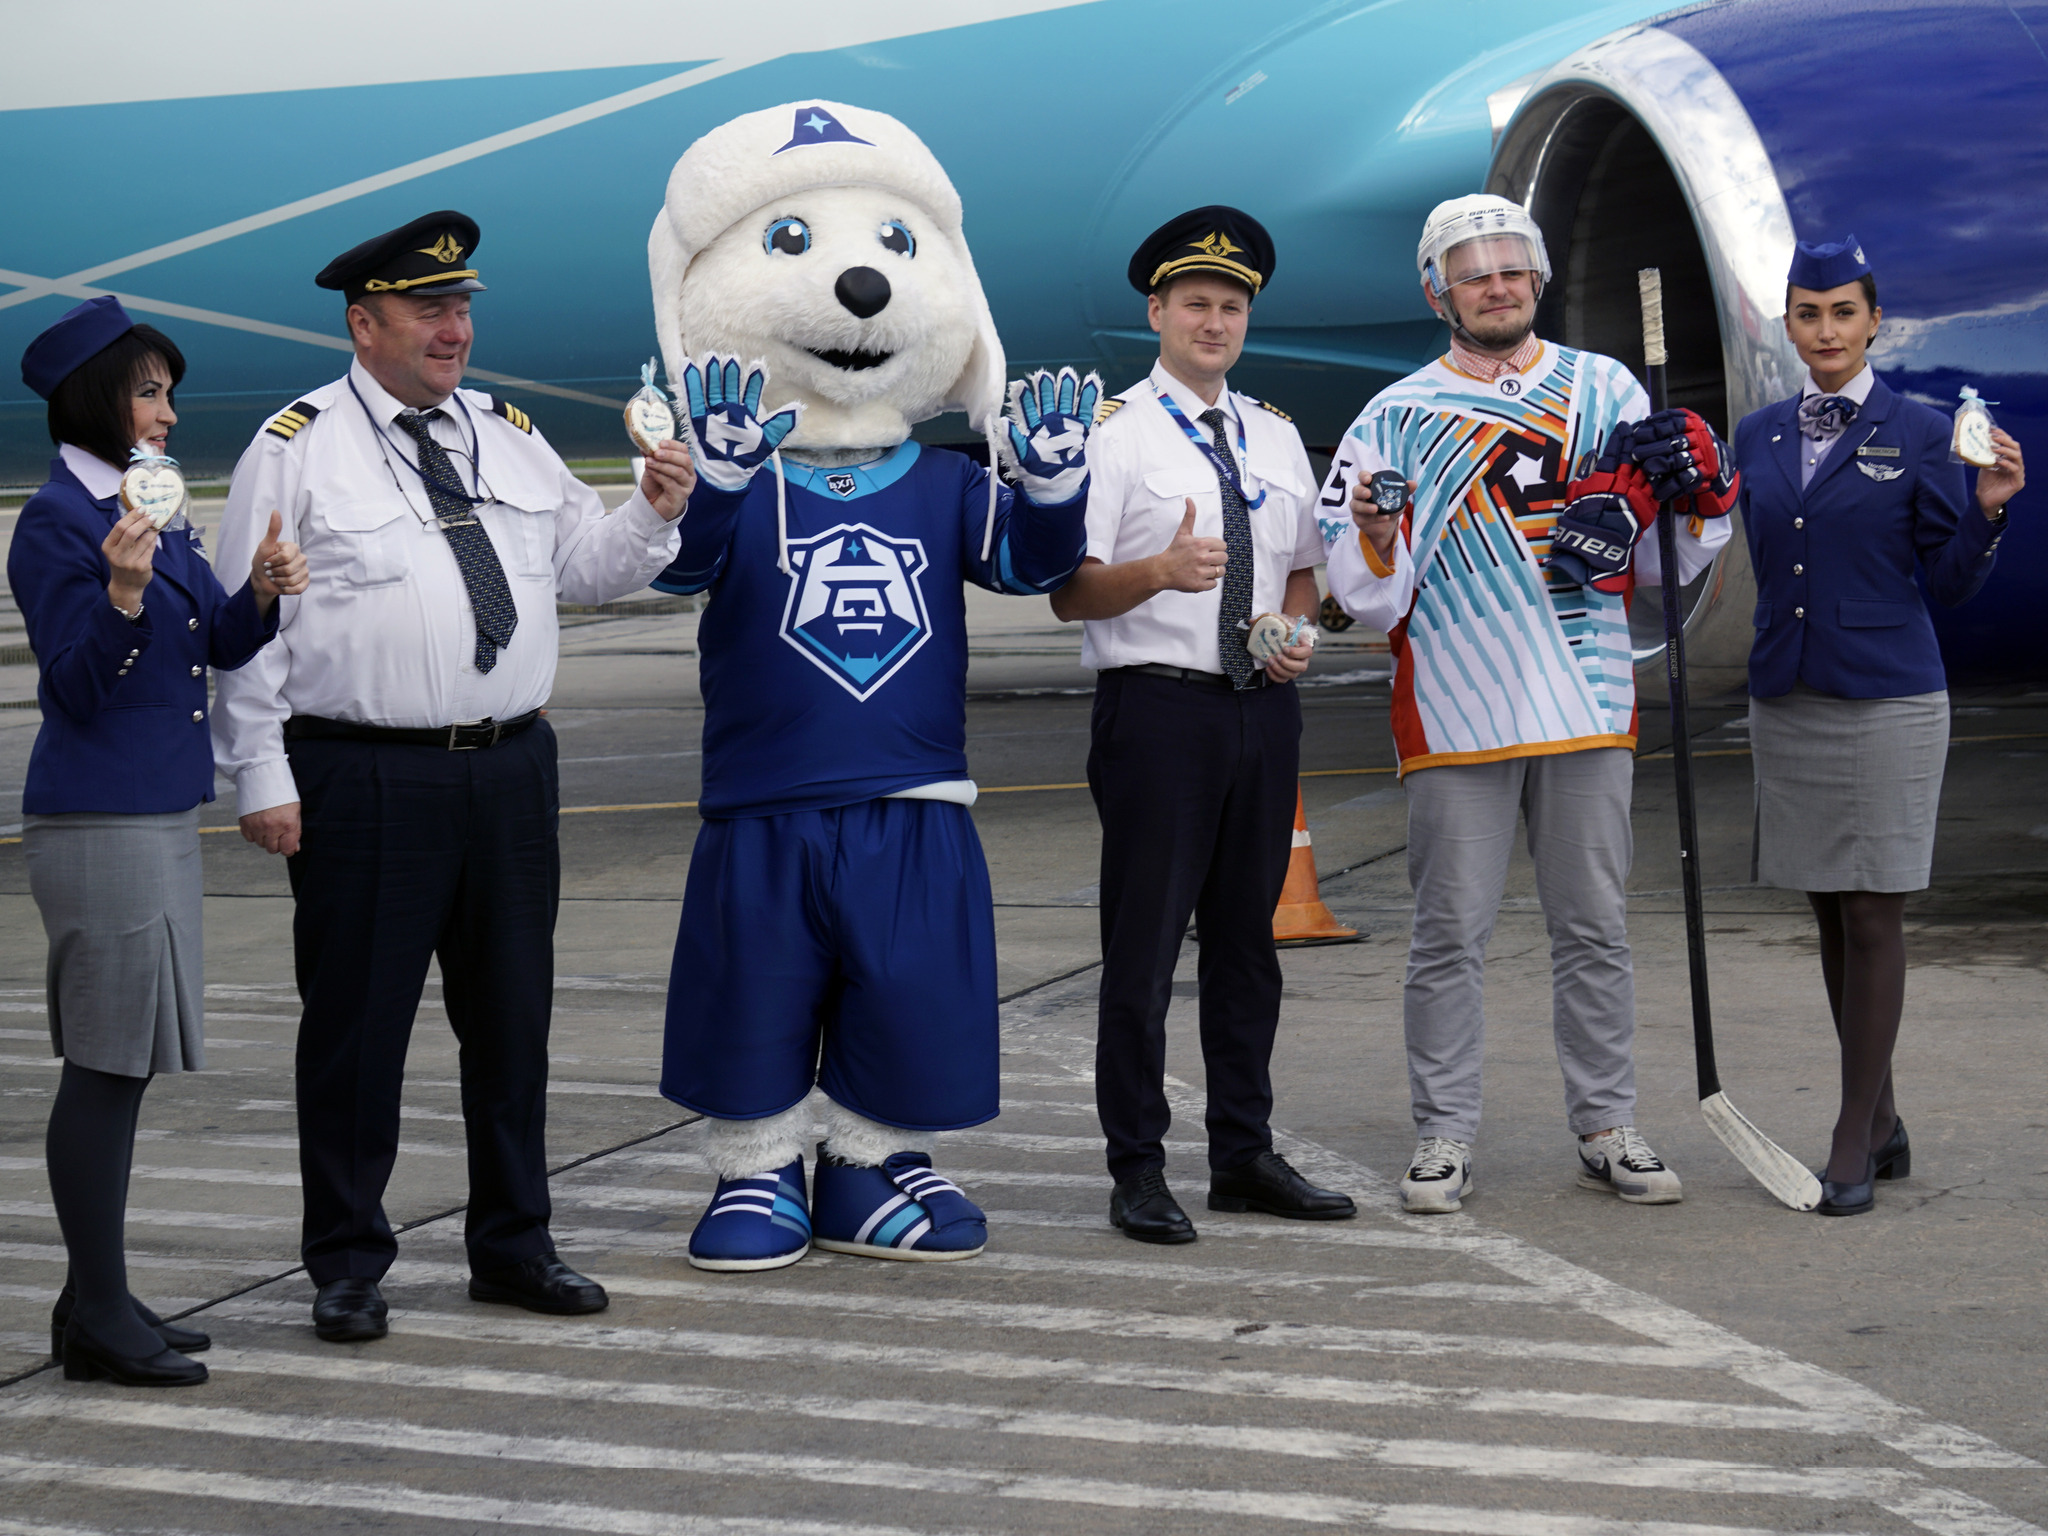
[780,524,931,699]
[825,472,858,497]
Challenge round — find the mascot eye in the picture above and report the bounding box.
[878,220,916,258]
[765,217,811,256]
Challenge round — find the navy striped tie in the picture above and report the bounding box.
[394,409,518,674]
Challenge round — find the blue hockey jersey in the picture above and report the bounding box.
[653,442,1086,818]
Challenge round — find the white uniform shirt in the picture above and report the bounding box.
[1078,361,1323,674]
[213,359,681,814]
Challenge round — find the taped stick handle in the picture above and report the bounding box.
[1638,264,1722,1100]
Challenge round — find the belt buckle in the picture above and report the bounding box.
[447,718,491,751]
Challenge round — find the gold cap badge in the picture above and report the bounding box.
[418,234,465,264]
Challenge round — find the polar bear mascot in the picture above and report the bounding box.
[646,101,1101,1272]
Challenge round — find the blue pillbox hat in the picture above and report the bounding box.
[1787,235,1872,292]
[20,295,137,400]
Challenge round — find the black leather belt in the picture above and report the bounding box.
[284,709,541,751]
[1110,663,1268,690]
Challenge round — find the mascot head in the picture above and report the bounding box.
[650,101,1004,451]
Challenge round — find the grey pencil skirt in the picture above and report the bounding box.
[1749,684,1950,894]
[22,806,206,1077]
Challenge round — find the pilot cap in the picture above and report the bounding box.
[1127,206,1274,297]
[316,211,486,300]
[1787,234,1872,292]
[21,295,137,400]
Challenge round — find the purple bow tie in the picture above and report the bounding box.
[1798,393,1858,441]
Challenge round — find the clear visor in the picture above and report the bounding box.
[1435,233,1544,290]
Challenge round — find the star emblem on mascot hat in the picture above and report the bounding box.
[775,105,875,154]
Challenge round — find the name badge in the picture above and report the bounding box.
[1856,445,1901,458]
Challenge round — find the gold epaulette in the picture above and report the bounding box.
[1094,396,1128,426]
[264,400,321,441]
[1253,398,1292,423]
[491,397,534,433]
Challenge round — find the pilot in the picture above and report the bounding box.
[1320,194,1737,1215]
[1050,206,1356,1243]
[211,211,693,1342]
[1734,235,2025,1217]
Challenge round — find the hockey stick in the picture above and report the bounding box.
[1637,268,1821,1212]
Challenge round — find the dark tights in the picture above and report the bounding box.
[46,1059,160,1356]
[1806,891,1906,1184]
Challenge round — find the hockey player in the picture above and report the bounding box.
[644,102,1098,1271]
[1319,194,1738,1214]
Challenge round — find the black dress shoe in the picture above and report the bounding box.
[469,1253,609,1315]
[1873,1116,1911,1180]
[1815,1157,1876,1217]
[1209,1150,1358,1220]
[1109,1168,1196,1244]
[51,1285,209,1361]
[60,1318,207,1387]
[312,1277,389,1342]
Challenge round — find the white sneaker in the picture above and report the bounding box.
[1401,1136,1473,1213]
[1577,1126,1683,1204]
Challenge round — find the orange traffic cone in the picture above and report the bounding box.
[1273,785,1359,946]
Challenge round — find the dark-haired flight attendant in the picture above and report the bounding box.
[9,297,304,1384]
[1735,236,2024,1216]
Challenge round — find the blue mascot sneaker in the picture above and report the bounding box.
[811,1146,986,1261]
[687,1158,812,1272]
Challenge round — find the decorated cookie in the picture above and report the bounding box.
[119,445,187,530]
[1952,386,1997,469]
[625,357,677,457]
[1245,612,1319,665]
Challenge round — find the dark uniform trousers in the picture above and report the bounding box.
[1088,669,1301,1184]
[285,720,560,1285]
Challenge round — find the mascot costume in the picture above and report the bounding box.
[646,101,1100,1271]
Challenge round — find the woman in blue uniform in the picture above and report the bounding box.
[9,297,306,1383]
[1734,238,2025,1216]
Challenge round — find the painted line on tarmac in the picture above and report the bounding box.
[0,1201,290,1231]
[0,1451,1862,1536]
[186,1344,1948,1496]
[195,1310,1892,1442]
[197,1339,1897,1441]
[0,1452,959,1536]
[0,1157,297,1187]
[0,1395,1950,1520]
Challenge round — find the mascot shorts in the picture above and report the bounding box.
[659,797,999,1130]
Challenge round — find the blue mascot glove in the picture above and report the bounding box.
[1000,366,1103,504]
[678,353,803,492]
[1547,492,1644,594]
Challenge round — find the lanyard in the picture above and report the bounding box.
[1152,382,1266,510]
[348,376,490,525]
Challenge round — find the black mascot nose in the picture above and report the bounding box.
[835,266,892,319]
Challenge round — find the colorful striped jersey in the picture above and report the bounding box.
[1319,344,1727,776]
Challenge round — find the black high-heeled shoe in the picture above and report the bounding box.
[1872,1116,1911,1181]
[50,1284,209,1361]
[1815,1155,1877,1217]
[60,1317,208,1387]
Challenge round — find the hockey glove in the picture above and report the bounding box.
[1625,408,1736,513]
[1547,493,1644,594]
[1570,422,1661,526]
[678,353,803,491]
[1000,366,1102,504]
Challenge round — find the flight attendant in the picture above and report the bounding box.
[10,297,304,1384]
[1735,236,2024,1216]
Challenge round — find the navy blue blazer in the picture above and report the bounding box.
[7,457,278,815]
[1735,374,2002,698]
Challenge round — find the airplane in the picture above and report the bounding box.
[2,0,2041,680]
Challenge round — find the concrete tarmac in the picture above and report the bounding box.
[0,514,2043,1535]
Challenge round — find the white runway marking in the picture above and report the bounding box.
[0,1396,1954,1518]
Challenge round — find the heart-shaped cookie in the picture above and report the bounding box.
[120,460,187,530]
[625,393,676,457]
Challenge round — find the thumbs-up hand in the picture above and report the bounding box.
[251,510,309,608]
[1152,498,1229,593]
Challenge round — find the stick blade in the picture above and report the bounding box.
[1699,1091,1822,1211]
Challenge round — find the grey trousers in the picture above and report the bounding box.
[1403,747,1637,1142]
